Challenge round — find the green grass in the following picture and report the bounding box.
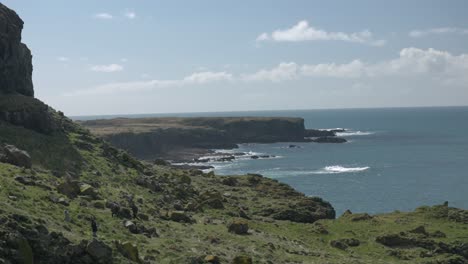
[1,118,467,263]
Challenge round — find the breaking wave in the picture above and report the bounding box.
[312,165,370,174]
[336,131,374,137]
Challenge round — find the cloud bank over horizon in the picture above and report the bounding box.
[65,47,468,97]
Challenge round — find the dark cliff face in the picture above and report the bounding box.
[85,117,308,160]
[0,3,34,97]
[0,4,60,134]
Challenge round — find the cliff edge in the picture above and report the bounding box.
[0,3,33,97]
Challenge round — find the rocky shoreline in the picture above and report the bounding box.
[80,118,348,164]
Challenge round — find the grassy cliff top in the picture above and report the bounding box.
[79,116,305,135]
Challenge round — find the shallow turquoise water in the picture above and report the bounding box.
[75,107,468,215]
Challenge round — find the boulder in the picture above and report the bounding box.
[350,213,373,222]
[86,239,113,264]
[57,180,81,198]
[330,238,360,250]
[232,256,253,264]
[204,255,220,264]
[228,219,249,235]
[0,144,32,168]
[115,241,140,263]
[80,183,99,199]
[221,177,238,186]
[14,175,35,186]
[198,191,224,209]
[57,197,70,206]
[124,220,138,234]
[92,201,105,209]
[168,211,193,223]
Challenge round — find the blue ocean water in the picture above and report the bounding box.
[75,107,468,215]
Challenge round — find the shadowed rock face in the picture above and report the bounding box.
[0,3,33,97]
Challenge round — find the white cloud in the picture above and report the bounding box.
[257,20,386,46]
[124,11,136,19]
[57,57,70,62]
[409,27,468,38]
[242,62,299,82]
[67,48,468,96]
[94,13,113,20]
[65,71,233,96]
[301,60,365,78]
[90,64,124,73]
[183,71,233,83]
[243,48,468,84]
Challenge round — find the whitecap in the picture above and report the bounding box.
[311,165,370,174]
[336,131,374,137]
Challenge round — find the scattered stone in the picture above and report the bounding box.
[228,219,249,235]
[350,213,373,222]
[204,255,220,264]
[57,197,70,206]
[232,256,253,264]
[92,201,105,209]
[14,176,35,186]
[221,177,238,186]
[57,180,81,198]
[86,239,113,264]
[124,220,138,234]
[80,183,99,199]
[198,191,224,209]
[311,222,329,234]
[330,238,360,250]
[168,211,194,223]
[341,209,353,217]
[137,213,149,221]
[115,241,140,263]
[409,225,428,236]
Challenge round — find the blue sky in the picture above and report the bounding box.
[3,0,468,115]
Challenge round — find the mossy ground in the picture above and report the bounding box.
[0,120,467,263]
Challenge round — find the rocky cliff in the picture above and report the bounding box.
[81,117,344,161]
[0,3,33,97]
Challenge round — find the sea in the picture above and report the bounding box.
[74,106,468,215]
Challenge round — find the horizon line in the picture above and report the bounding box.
[69,104,468,120]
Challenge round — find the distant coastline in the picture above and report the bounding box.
[80,116,347,167]
[71,105,468,121]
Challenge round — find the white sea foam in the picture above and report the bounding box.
[336,131,374,137]
[319,128,346,131]
[312,165,370,174]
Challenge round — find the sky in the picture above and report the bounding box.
[2,0,468,116]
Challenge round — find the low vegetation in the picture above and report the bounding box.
[0,100,467,263]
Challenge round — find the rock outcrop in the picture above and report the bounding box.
[0,3,33,97]
[0,143,31,168]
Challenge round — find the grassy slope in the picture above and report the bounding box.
[0,121,467,263]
